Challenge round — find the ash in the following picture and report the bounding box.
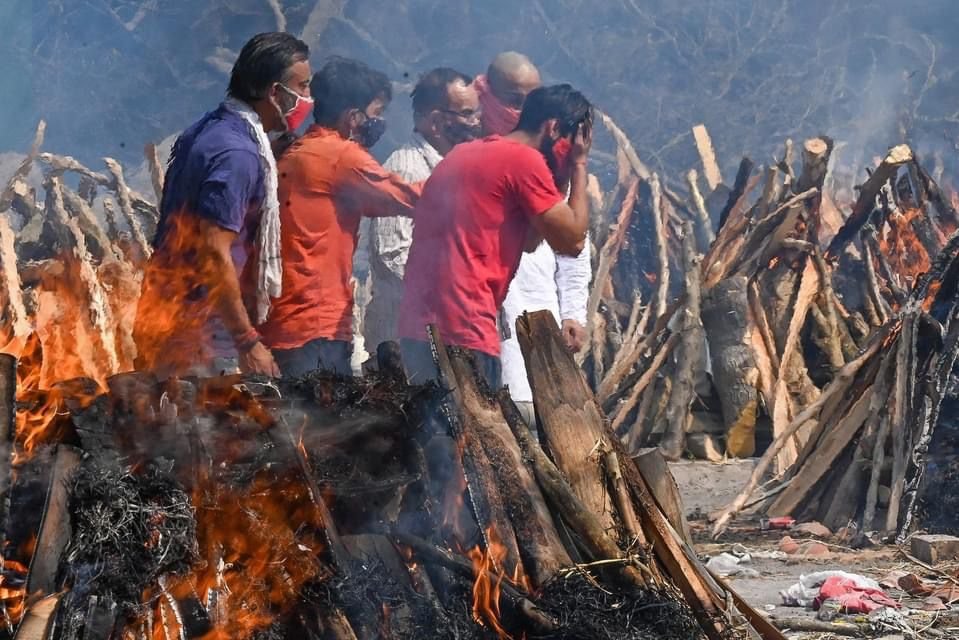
[60,458,197,612]
[536,573,706,640]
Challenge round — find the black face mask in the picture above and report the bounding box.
[355,116,387,148]
[443,119,482,146]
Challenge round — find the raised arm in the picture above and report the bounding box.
[529,123,591,256]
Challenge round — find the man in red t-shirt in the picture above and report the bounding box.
[398,84,592,388]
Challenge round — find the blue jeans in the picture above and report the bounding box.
[273,338,352,377]
[399,338,502,391]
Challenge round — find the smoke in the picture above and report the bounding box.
[3,1,959,181]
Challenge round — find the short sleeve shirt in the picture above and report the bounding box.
[398,135,563,355]
[154,104,265,264]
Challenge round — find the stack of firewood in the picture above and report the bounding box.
[586,119,959,541]
[0,121,160,389]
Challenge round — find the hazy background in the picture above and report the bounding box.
[2,0,958,181]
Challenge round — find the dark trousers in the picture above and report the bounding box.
[273,338,352,377]
[399,338,502,391]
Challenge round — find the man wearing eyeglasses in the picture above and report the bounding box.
[364,68,482,352]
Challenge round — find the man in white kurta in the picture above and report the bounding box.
[364,68,482,350]
[500,241,590,425]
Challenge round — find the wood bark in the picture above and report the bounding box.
[516,311,617,537]
[498,394,651,589]
[701,276,759,457]
[649,174,670,320]
[445,351,572,587]
[0,214,31,342]
[691,124,723,191]
[659,224,704,460]
[711,325,889,537]
[427,334,524,581]
[0,354,14,443]
[686,169,715,250]
[826,144,913,258]
[26,446,82,597]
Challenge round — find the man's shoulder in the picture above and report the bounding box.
[183,112,260,165]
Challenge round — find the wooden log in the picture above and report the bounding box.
[884,310,915,533]
[691,124,723,190]
[498,395,652,589]
[767,616,865,637]
[597,110,652,180]
[0,214,31,344]
[0,121,45,213]
[102,158,152,259]
[686,169,715,249]
[649,174,670,320]
[634,449,692,545]
[0,355,13,444]
[711,324,890,538]
[144,142,165,204]
[701,276,759,457]
[586,177,639,329]
[445,351,572,587]
[659,224,704,460]
[25,446,81,598]
[602,449,643,544]
[516,311,617,536]
[769,258,821,471]
[718,157,754,230]
[826,144,913,258]
[767,388,872,517]
[702,174,761,290]
[12,594,59,640]
[795,137,832,195]
[426,331,523,578]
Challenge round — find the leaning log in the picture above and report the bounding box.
[445,350,572,587]
[659,224,705,460]
[826,144,913,258]
[516,312,619,537]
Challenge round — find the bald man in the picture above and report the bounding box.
[474,53,592,426]
[473,52,541,134]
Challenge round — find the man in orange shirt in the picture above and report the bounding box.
[259,57,420,377]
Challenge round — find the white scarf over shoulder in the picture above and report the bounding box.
[223,97,282,324]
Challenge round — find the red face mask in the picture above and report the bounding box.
[277,85,314,132]
[474,74,521,136]
[549,137,574,188]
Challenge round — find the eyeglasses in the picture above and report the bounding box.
[439,108,481,124]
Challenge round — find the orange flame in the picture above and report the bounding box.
[0,558,29,628]
[142,474,328,640]
[878,209,932,289]
[468,527,521,639]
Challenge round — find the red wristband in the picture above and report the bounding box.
[235,327,261,352]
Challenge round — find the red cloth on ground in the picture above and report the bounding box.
[398,135,563,356]
[814,576,900,613]
[473,74,521,136]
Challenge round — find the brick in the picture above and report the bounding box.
[779,536,799,554]
[910,534,959,565]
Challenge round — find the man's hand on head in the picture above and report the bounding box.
[570,120,592,165]
[561,318,587,353]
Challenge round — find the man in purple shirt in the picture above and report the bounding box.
[134,32,312,378]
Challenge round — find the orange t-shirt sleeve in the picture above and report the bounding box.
[509,148,564,218]
[336,147,421,218]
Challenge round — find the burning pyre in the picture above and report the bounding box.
[1,111,959,640]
